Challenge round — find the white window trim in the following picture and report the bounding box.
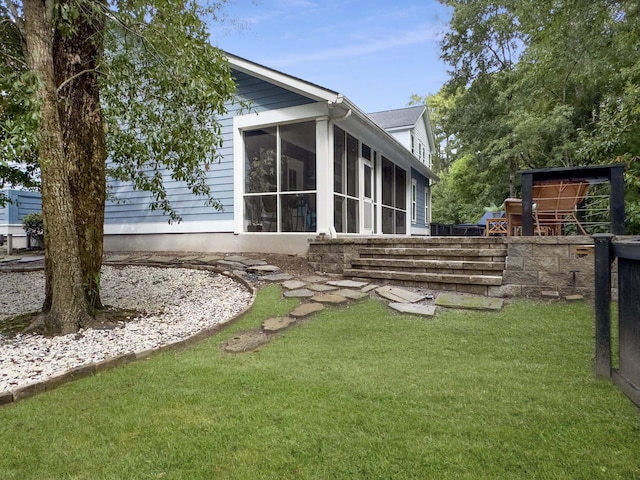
[411,179,417,224]
[233,102,329,234]
[424,186,429,226]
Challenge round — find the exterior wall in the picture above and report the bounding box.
[104,69,315,234]
[411,118,430,168]
[104,232,313,255]
[0,190,42,224]
[387,129,411,151]
[0,190,42,250]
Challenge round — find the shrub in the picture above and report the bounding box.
[22,212,44,248]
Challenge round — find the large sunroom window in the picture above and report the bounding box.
[243,121,316,232]
[333,126,359,233]
[381,156,407,234]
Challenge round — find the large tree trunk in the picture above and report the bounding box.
[24,0,92,334]
[52,0,107,312]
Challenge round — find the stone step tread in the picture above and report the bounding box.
[351,258,505,271]
[343,268,503,286]
[358,247,507,257]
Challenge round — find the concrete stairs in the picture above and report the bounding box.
[343,238,507,296]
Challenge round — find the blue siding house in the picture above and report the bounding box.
[0,189,42,250]
[104,53,439,254]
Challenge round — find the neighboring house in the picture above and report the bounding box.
[103,52,439,254]
[0,189,42,251]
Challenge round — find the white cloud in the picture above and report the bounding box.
[266,24,441,67]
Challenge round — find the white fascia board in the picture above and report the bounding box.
[338,97,439,182]
[422,104,438,154]
[226,53,341,104]
[234,102,330,130]
[104,220,235,235]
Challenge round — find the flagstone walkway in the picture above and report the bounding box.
[0,251,505,358]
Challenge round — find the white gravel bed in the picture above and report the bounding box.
[0,266,253,392]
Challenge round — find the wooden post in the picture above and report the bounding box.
[610,165,625,235]
[521,172,534,236]
[593,234,614,378]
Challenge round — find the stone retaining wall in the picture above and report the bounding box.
[308,236,619,299]
[501,237,598,298]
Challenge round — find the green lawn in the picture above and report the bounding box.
[0,285,638,479]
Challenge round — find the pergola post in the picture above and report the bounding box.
[610,165,625,235]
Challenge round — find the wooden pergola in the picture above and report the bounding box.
[518,164,626,236]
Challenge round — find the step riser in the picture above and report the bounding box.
[351,259,505,271]
[360,248,507,257]
[348,245,507,293]
[343,269,503,286]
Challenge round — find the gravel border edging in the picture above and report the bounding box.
[0,262,256,407]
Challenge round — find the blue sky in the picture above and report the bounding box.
[213,0,452,113]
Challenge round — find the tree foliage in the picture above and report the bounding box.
[1,0,240,334]
[428,0,640,229]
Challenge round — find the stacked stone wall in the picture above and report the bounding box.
[308,235,623,299]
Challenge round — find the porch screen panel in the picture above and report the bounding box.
[380,156,407,234]
[333,127,360,234]
[334,127,345,194]
[243,122,316,233]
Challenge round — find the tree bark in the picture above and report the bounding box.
[24,0,92,334]
[53,0,107,311]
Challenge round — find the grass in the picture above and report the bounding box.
[0,284,638,479]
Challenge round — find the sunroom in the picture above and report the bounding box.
[233,97,437,239]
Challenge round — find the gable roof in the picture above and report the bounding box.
[367,105,427,130]
[225,52,438,182]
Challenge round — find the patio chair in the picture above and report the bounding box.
[532,180,590,235]
[503,198,556,236]
[503,198,523,236]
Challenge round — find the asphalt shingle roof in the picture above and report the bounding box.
[367,105,426,130]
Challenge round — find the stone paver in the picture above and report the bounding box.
[311,293,348,304]
[262,316,297,333]
[306,283,338,292]
[105,254,130,262]
[241,259,267,267]
[224,255,249,262]
[217,259,246,269]
[260,273,294,281]
[282,280,307,290]
[283,289,315,298]
[333,289,369,301]
[564,294,584,301]
[18,256,44,263]
[361,284,379,293]
[301,275,328,283]
[223,330,270,353]
[197,255,223,263]
[327,279,369,288]
[376,286,426,303]
[541,290,560,299]
[435,293,503,311]
[290,302,325,318]
[147,255,174,263]
[388,302,436,317]
[177,255,201,262]
[248,265,281,273]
